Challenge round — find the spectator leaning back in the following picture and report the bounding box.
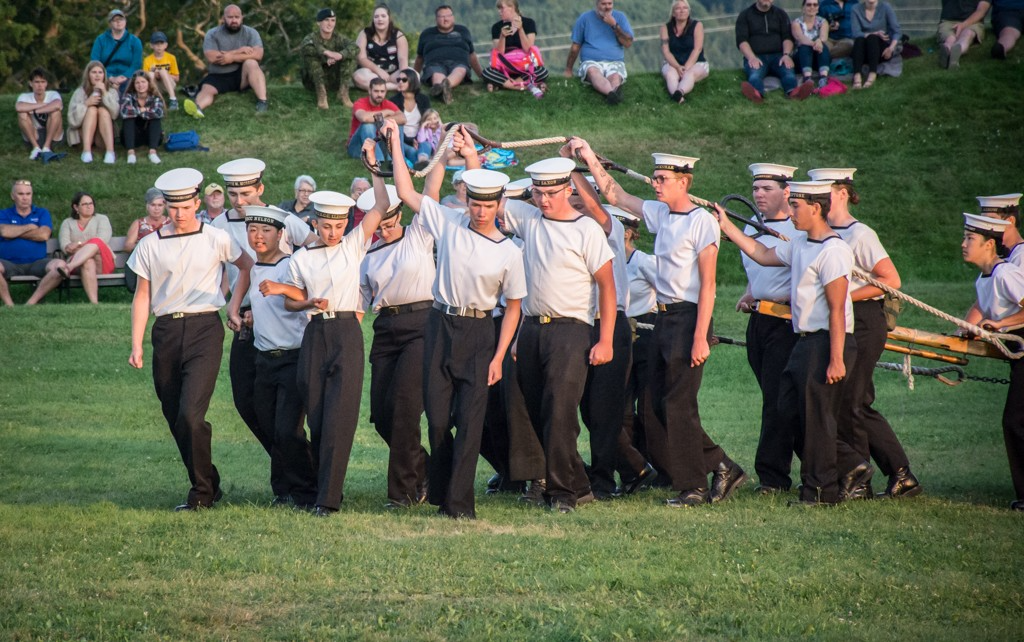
[0,179,67,306]
[187,4,269,117]
[566,0,635,105]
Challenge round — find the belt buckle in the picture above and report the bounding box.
[538,315,552,324]
[444,304,459,316]
[656,304,667,313]
[269,349,283,358]
[322,311,336,320]
[385,305,400,315]
[171,312,185,319]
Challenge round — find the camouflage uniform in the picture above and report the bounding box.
[300,30,358,92]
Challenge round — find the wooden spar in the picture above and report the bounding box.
[882,344,969,366]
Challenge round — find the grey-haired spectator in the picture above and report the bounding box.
[957,0,1022,60]
[278,175,318,219]
[124,187,170,294]
[440,169,469,211]
[143,31,180,109]
[91,9,143,92]
[414,5,485,105]
[0,179,67,306]
[16,68,64,160]
[565,0,635,105]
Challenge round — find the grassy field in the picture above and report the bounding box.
[2,48,1023,640]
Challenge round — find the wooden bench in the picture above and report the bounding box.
[8,238,60,288]
[59,236,130,299]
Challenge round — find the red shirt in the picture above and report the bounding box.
[348,97,400,141]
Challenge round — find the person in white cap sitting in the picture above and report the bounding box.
[127,167,253,511]
[385,119,526,519]
[243,205,317,509]
[737,163,803,494]
[359,179,437,509]
[212,157,318,505]
[258,147,386,517]
[575,142,748,507]
[714,180,859,506]
[809,167,920,500]
[960,212,1024,511]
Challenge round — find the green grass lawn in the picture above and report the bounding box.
[2,48,1023,640]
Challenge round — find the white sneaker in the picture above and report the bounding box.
[29,147,42,160]
[148,151,162,165]
[41,147,51,154]
[81,151,93,163]
[103,151,116,164]
[127,152,137,165]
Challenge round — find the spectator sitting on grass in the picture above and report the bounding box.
[90,9,143,93]
[792,0,832,87]
[415,109,444,170]
[68,61,120,164]
[124,187,169,293]
[440,169,468,211]
[819,0,858,57]
[301,8,357,110]
[16,67,64,160]
[119,70,165,166]
[482,0,549,94]
[660,0,709,104]
[414,5,485,105]
[278,176,317,219]
[189,4,269,117]
[198,183,226,224]
[0,179,67,306]
[354,4,409,92]
[736,0,814,103]
[143,31,180,110]
[957,0,1022,60]
[58,191,115,304]
[565,0,635,105]
[346,77,405,160]
[850,0,901,89]
[389,69,432,168]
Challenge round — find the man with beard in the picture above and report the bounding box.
[346,78,405,159]
[189,4,269,116]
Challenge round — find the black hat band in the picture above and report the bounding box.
[653,163,692,173]
[531,177,570,187]
[223,175,262,188]
[467,189,504,202]
[315,208,349,219]
[752,173,789,181]
[965,223,1003,238]
[245,215,284,228]
[162,189,201,202]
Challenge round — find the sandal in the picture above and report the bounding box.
[852,74,863,90]
[863,74,876,89]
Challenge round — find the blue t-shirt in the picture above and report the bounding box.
[0,205,52,264]
[571,9,634,63]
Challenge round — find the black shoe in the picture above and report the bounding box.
[878,467,922,499]
[552,500,575,514]
[592,488,621,501]
[416,481,428,505]
[485,473,502,494]
[174,503,196,512]
[519,479,546,506]
[576,491,596,506]
[992,43,1007,60]
[755,484,789,495]
[271,495,291,507]
[606,86,623,105]
[1011,499,1024,511]
[413,159,430,171]
[313,505,337,517]
[670,89,683,102]
[621,463,658,495]
[840,461,874,501]
[710,459,748,503]
[255,100,268,113]
[845,480,874,501]
[665,488,708,507]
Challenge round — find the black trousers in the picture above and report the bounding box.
[369,307,430,505]
[151,312,223,507]
[838,299,909,477]
[231,324,283,495]
[517,318,592,506]
[779,331,859,504]
[254,349,317,505]
[423,309,493,518]
[581,311,638,494]
[649,304,726,491]
[297,315,364,510]
[853,35,887,74]
[619,316,666,480]
[480,315,512,482]
[1003,332,1024,501]
[746,310,801,489]
[505,322,546,482]
[122,117,162,151]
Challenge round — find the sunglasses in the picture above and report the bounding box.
[397,77,409,82]
[14,180,32,186]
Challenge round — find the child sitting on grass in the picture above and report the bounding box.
[414,108,443,170]
[142,31,180,111]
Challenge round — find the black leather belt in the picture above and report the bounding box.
[160,311,218,320]
[433,301,490,319]
[656,301,696,313]
[261,348,299,358]
[311,311,357,322]
[526,315,585,325]
[378,300,433,317]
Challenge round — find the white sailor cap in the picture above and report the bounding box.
[309,190,356,219]
[217,158,267,188]
[525,157,576,187]
[505,177,534,200]
[652,153,699,174]
[462,169,510,202]
[604,205,640,228]
[977,193,1022,214]
[749,163,797,181]
[154,167,203,203]
[964,212,1011,238]
[572,175,600,196]
[356,184,402,218]
[244,205,289,229]
[807,168,856,184]
[787,180,834,200]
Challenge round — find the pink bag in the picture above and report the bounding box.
[815,77,848,98]
[489,46,545,83]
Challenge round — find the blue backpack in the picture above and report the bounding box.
[164,130,209,152]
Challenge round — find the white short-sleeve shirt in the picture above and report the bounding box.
[249,256,308,351]
[775,235,855,334]
[625,248,658,318]
[360,215,437,313]
[503,200,614,324]
[832,220,889,299]
[976,261,1024,323]
[640,200,721,305]
[417,196,527,310]
[287,226,368,316]
[587,216,629,315]
[742,217,800,303]
[127,223,242,317]
[211,209,311,306]
[1006,243,1024,268]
